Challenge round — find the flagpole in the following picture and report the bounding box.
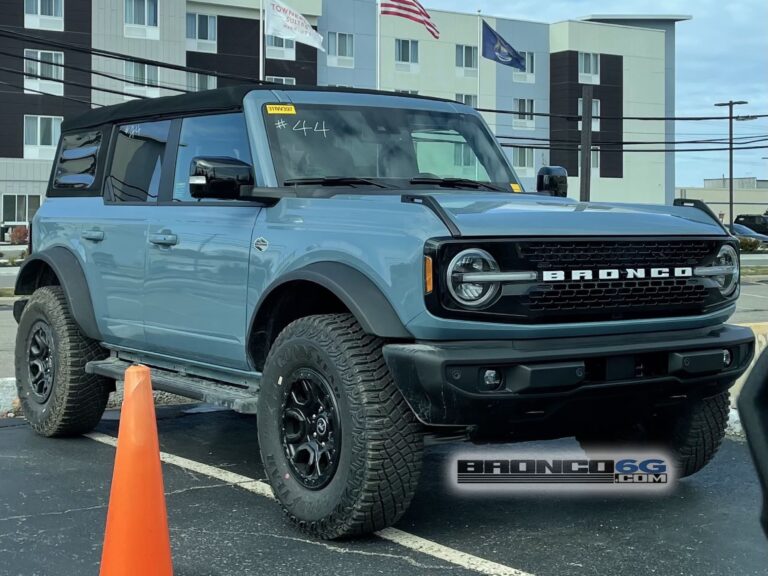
[376,0,381,90]
[259,0,265,81]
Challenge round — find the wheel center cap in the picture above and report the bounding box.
[316,417,328,436]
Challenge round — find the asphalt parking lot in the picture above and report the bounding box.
[1,405,767,576]
[1,274,768,575]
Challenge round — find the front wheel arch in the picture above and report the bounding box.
[15,247,102,341]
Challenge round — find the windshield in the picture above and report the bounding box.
[263,103,520,189]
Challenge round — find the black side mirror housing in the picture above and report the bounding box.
[189,156,254,200]
[536,166,568,198]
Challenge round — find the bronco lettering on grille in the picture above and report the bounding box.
[542,267,694,282]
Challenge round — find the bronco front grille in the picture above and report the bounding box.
[519,240,715,270]
[427,237,733,324]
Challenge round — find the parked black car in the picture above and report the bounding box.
[729,224,768,248]
[735,214,768,235]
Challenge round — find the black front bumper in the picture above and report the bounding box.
[383,324,755,428]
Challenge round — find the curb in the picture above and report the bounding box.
[0,378,17,416]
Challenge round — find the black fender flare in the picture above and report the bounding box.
[15,247,102,341]
[254,262,412,339]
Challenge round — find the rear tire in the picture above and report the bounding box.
[15,286,110,437]
[576,391,730,478]
[257,313,424,539]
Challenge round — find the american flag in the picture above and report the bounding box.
[380,0,440,39]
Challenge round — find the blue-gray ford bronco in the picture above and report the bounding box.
[13,86,756,539]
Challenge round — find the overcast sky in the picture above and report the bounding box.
[424,0,768,187]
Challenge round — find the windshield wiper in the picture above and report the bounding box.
[409,177,504,192]
[284,177,390,189]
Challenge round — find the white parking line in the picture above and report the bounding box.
[85,431,532,576]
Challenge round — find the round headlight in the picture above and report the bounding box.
[447,249,500,308]
[714,244,739,296]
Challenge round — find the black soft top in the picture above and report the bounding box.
[62,84,454,132]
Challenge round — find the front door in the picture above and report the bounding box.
[144,113,259,370]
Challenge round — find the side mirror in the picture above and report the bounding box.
[536,166,568,198]
[189,156,254,200]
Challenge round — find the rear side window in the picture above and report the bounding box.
[107,120,171,203]
[53,131,102,190]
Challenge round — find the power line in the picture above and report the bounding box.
[0,25,267,86]
[480,107,768,122]
[0,49,190,94]
[495,134,768,146]
[0,78,99,106]
[0,64,148,100]
[500,143,768,153]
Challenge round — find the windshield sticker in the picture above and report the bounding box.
[511,183,522,193]
[266,104,297,115]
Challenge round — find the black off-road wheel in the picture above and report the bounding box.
[257,314,424,539]
[577,391,730,478]
[15,286,111,437]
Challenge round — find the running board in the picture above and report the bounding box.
[86,357,259,414]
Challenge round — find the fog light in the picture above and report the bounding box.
[723,349,733,367]
[482,369,504,391]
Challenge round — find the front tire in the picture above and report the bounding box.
[257,314,424,539]
[15,286,111,437]
[577,391,730,478]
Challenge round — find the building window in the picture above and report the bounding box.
[124,0,159,39]
[578,52,600,84]
[124,61,159,99]
[186,13,217,52]
[395,39,419,64]
[455,93,477,107]
[2,194,41,226]
[186,72,217,92]
[23,115,62,159]
[266,35,296,61]
[513,98,535,130]
[577,98,601,132]
[453,143,474,168]
[455,45,478,69]
[328,32,354,68]
[266,76,296,85]
[512,147,534,176]
[395,89,419,95]
[513,51,535,83]
[579,146,601,177]
[24,49,64,96]
[24,0,64,31]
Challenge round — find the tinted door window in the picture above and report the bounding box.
[107,120,171,203]
[172,113,251,202]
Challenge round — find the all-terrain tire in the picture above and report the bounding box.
[666,392,729,477]
[15,286,111,437]
[257,313,424,539]
[577,391,730,478]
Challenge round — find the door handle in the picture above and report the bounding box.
[149,233,178,246]
[81,229,104,242]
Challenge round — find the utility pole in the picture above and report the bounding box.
[579,85,594,202]
[714,100,748,226]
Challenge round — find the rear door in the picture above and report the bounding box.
[144,113,260,370]
[80,120,172,349]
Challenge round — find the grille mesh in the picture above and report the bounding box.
[518,240,719,317]
[519,240,715,271]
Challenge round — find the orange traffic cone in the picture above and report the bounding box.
[100,365,173,576]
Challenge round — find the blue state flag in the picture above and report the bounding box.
[482,21,526,71]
